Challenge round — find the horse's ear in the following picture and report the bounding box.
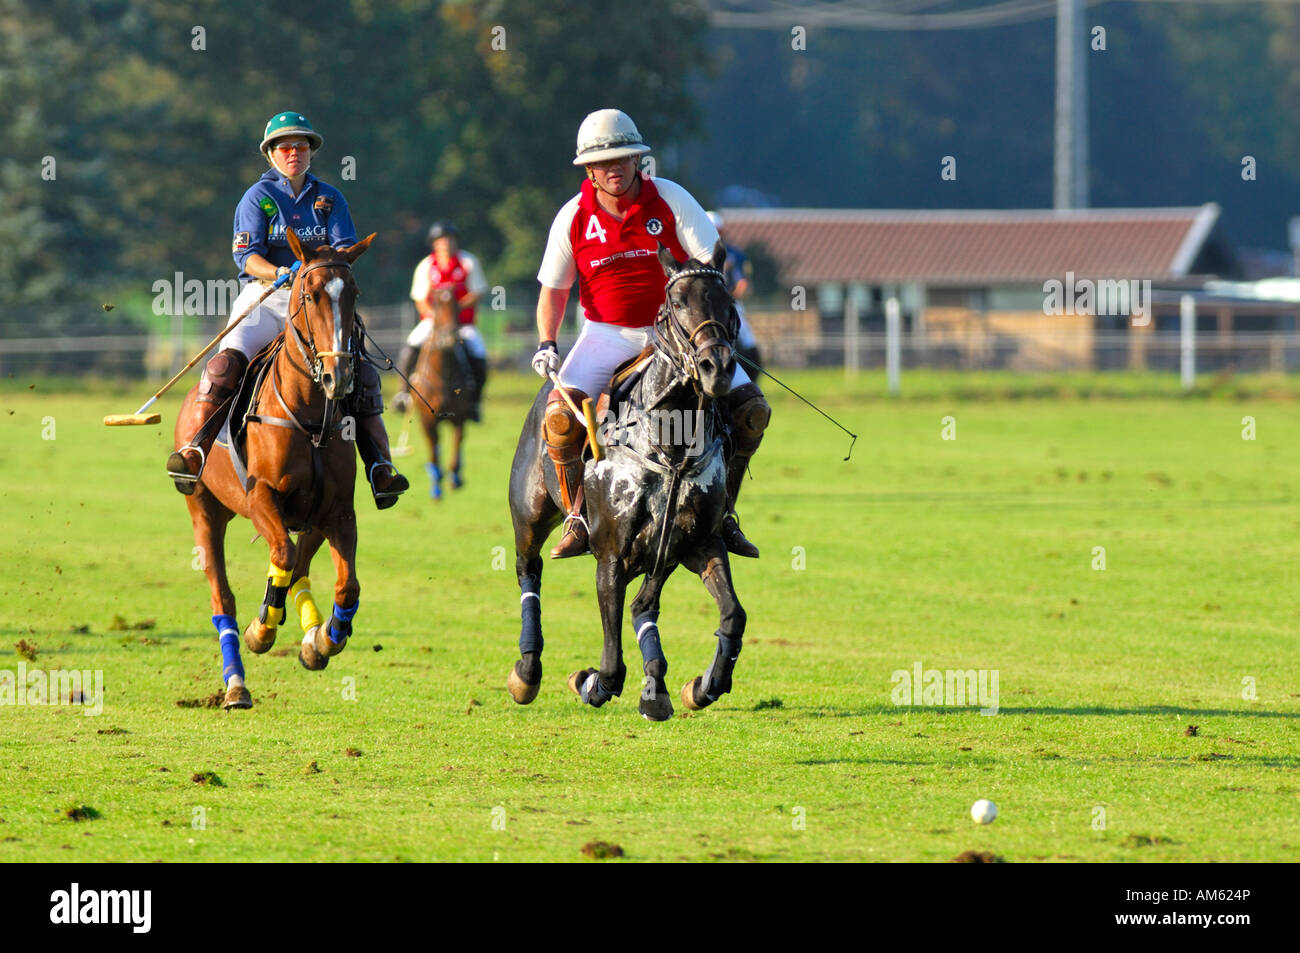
[341,232,376,264]
[285,226,312,263]
[657,242,681,277]
[710,240,727,272]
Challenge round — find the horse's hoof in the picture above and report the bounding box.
[568,668,597,699]
[243,618,276,654]
[223,684,253,710]
[298,630,330,671]
[681,677,712,711]
[507,663,540,704]
[639,686,674,722]
[313,625,348,659]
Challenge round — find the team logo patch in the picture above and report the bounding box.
[314,196,334,215]
[232,231,251,252]
[258,196,278,219]
[645,217,664,236]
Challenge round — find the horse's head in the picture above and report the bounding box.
[428,285,459,350]
[655,241,737,399]
[284,227,375,401]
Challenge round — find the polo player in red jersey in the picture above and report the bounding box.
[532,109,770,559]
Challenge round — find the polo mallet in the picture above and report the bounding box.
[548,370,603,461]
[103,262,301,426]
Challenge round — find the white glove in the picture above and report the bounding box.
[532,340,560,379]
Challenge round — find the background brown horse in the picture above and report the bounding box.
[411,285,475,498]
[176,228,375,709]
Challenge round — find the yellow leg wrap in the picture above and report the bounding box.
[261,563,293,628]
[290,577,324,632]
[268,563,293,587]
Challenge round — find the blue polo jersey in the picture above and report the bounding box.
[232,169,357,280]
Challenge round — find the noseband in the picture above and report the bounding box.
[653,265,737,386]
[285,257,356,392]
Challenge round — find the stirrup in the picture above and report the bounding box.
[368,460,409,510]
[166,446,205,496]
[550,513,590,559]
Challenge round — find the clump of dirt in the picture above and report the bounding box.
[14,640,37,661]
[96,726,128,736]
[344,747,362,758]
[372,644,383,652]
[62,805,100,822]
[175,693,225,709]
[1123,833,1172,847]
[1183,725,1199,737]
[269,648,294,657]
[108,615,155,632]
[950,850,1004,863]
[303,761,322,775]
[753,697,783,711]
[190,771,224,787]
[465,698,481,715]
[69,624,90,634]
[1194,752,1232,761]
[580,841,624,860]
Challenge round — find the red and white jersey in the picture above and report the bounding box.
[410,250,487,326]
[537,176,719,328]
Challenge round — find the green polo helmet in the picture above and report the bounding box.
[260,111,323,156]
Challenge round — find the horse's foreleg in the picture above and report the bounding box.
[569,557,626,709]
[187,499,250,710]
[680,539,746,711]
[243,480,297,656]
[507,550,545,704]
[451,422,464,489]
[629,572,674,721]
[424,418,443,500]
[315,512,359,659]
[289,530,330,671]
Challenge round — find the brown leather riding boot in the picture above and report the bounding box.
[548,449,589,558]
[721,454,760,558]
[166,349,246,494]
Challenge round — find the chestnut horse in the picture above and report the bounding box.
[176,228,375,709]
[411,285,474,498]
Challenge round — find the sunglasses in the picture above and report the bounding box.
[273,141,311,153]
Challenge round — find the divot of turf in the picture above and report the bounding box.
[1122,833,1173,848]
[580,841,624,860]
[61,805,100,822]
[190,771,223,787]
[14,640,37,661]
[753,697,783,711]
[949,850,1004,863]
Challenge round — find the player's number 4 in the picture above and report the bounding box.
[585,215,608,244]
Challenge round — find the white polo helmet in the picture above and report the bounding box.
[573,109,651,166]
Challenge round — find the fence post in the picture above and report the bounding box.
[886,295,901,396]
[1179,294,1196,391]
[844,291,859,377]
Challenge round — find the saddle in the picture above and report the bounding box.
[212,338,283,494]
[594,345,654,430]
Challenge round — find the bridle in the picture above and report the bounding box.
[284,257,357,393]
[652,265,738,388]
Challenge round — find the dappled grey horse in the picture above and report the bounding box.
[506,243,756,720]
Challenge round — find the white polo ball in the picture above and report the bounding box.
[971,799,998,824]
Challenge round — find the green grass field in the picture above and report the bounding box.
[1,370,1298,862]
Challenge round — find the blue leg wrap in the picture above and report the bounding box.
[426,462,442,499]
[329,600,359,645]
[701,633,743,700]
[213,614,244,684]
[519,576,542,656]
[633,612,665,667]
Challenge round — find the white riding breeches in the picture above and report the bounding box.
[406,319,486,359]
[221,282,290,359]
[556,318,750,399]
